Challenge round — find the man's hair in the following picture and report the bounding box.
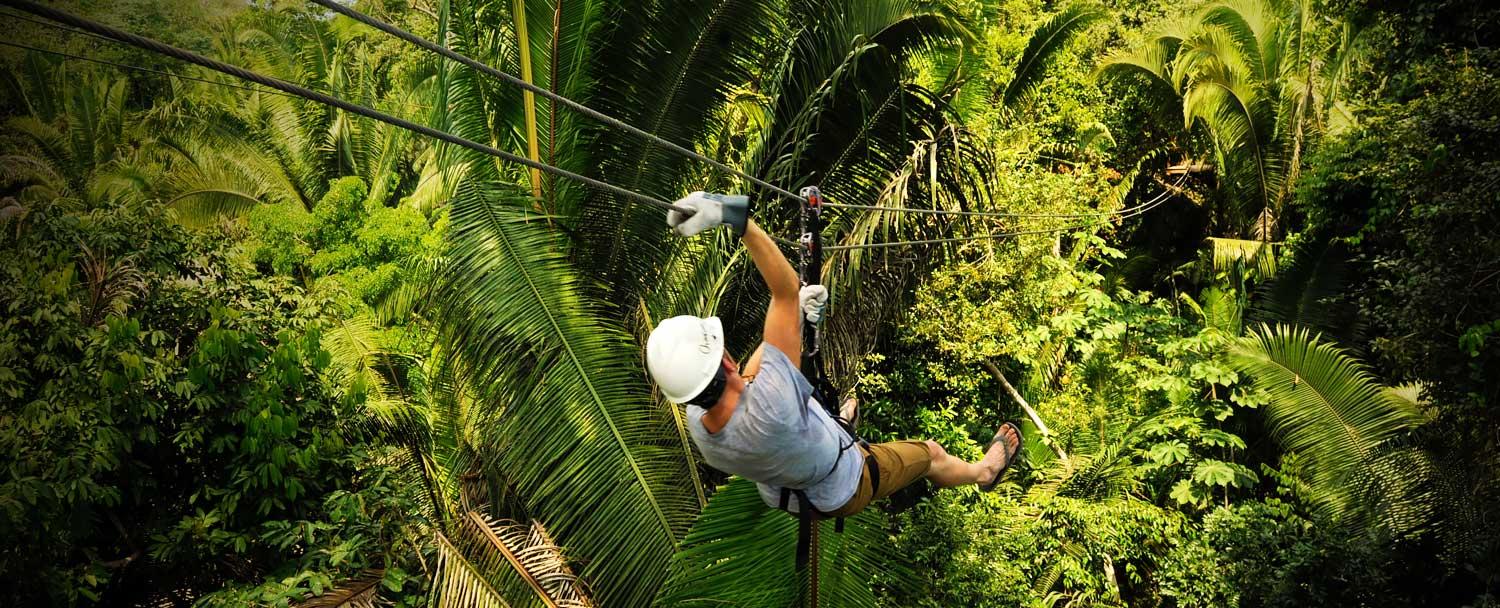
[686,365,728,408]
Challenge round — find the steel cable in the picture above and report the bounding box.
[305,0,807,206]
[823,173,1186,251]
[821,171,1185,219]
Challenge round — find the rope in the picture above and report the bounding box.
[0,0,695,216]
[306,0,807,206]
[824,200,1151,218]
[823,173,1186,251]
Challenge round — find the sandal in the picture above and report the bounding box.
[839,397,859,430]
[979,421,1023,492]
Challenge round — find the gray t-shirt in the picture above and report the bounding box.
[686,343,862,513]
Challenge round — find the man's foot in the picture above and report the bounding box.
[979,422,1022,491]
[840,397,859,428]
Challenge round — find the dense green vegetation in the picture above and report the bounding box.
[1,0,1495,606]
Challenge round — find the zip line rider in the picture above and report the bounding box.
[645,192,1023,518]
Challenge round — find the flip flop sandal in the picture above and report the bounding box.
[979,421,1023,492]
[839,397,859,430]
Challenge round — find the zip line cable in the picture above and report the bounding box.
[0,0,696,216]
[823,173,1187,251]
[0,39,299,99]
[4,0,1188,251]
[824,176,1181,251]
[304,0,808,206]
[825,199,1152,218]
[822,174,1179,219]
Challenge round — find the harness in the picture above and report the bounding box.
[778,186,879,605]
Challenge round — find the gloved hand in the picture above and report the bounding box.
[799,284,829,322]
[667,191,749,237]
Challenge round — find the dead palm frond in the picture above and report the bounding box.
[295,570,385,608]
[430,512,595,608]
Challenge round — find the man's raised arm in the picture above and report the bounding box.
[741,220,801,365]
[666,192,808,368]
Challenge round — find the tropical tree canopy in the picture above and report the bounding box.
[1,0,1496,606]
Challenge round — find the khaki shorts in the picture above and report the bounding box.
[827,440,932,517]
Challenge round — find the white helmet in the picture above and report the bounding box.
[646,315,725,404]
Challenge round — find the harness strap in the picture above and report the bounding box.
[788,488,816,573]
[793,186,832,608]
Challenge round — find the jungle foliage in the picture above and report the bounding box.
[0,0,1496,606]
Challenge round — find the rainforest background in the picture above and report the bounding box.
[1,0,1496,606]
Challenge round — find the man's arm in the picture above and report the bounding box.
[663,193,801,373]
[742,220,801,371]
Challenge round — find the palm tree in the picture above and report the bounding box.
[418,0,1082,603]
[1097,0,1358,239]
[162,11,435,225]
[1225,325,1434,530]
[1,56,167,207]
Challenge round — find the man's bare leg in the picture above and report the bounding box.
[923,424,1021,488]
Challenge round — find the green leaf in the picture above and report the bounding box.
[1169,479,1206,506]
[1148,440,1189,465]
[1192,460,1237,487]
[1199,429,1246,450]
[655,478,904,607]
[1000,3,1108,108]
[437,180,696,606]
[1227,325,1427,505]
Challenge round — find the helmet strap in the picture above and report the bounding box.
[687,366,729,408]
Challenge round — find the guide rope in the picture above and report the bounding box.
[822,186,1169,218]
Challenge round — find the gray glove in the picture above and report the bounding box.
[799,284,829,322]
[667,191,749,236]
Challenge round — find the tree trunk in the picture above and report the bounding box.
[982,360,1067,461]
[513,0,544,204]
[1102,552,1120,600]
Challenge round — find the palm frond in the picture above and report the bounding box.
[1094,35,1183,99]
[654,477,901,608]
[1226,324,1427,521]
[437,178,697,606]
[450,511,596,608]
[166,189,265,228]
[1198,2,1271,86]
[295,570,384,608]
[1206,236,1279,279]
[1180,60,1283,231]
[434,532,514,608]
[999,3,1107,109]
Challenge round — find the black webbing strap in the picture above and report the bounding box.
[795,186,827,608]
[798,186,841,417]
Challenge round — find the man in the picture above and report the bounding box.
[645,192,1022,517]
